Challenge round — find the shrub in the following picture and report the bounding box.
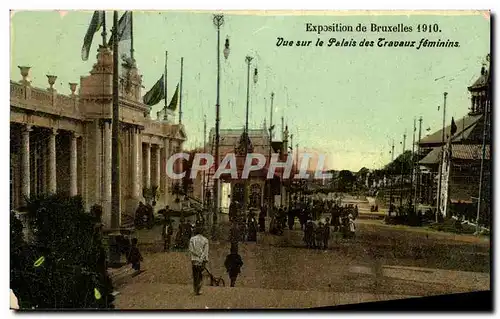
[10,194,114,309]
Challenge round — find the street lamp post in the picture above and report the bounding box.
[243,55,254,214]
[212,14,229,223]
[267,92,275,213]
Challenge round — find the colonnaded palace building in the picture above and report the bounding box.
[10,47,187,227]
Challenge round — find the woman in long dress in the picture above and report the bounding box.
[348,214,356,238]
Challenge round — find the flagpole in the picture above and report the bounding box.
[164,51,168,121]
[110,10,121,265]
[203,114,207,207]
[130,12,134,61]
[389,139,395,215]
[101,11,107,46]
[414,116,422,213]
[179,57,184,124]
[411,118,416,208]
[268,92,274,212]
[399,131,406,209]
[436,92,447,222]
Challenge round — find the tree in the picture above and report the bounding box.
[337,170,356,192]
[384,150,415,176]
[10,194,114,309]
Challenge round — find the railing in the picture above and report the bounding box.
[10,82,81,119]
[30,88,52,104]
[10,83,24,99]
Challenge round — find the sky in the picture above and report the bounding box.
[10,10,490,171]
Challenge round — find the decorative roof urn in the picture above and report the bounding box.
[18,66,31,85]
[46,75,57,91]
[69,82,78,96]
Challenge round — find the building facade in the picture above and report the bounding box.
[418,59,491,223]
[202,126,290,212]
[10,47,186,227]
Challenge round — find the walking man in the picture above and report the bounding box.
[162,218,173,252]
[224,243,244,287]
[188,226,209,296]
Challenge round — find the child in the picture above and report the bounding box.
[127,238,143,274]
[224,244,244,287]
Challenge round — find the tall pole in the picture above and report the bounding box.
[268,92,274,211]
[179,57,184,124]
[281,116,284,140]
[389,140,395,215]
[399,132,406,208]
[436,92,447,222]
[110,11,121,265]
[101,11,107,46]
[163,51,168,121]
[213,14,224,220]
[476,94,489,233]
[411,118,416,207]
[296,143,299,203]
[288,133,293,207]
[203,114,207,207]
[414,116,423,212]
[130,12,134,61]
[270,93,274,140]
[243,56,253,214]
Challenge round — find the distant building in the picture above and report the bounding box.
[10,47,187,227]
[203,125,291,212]
[418,59,491,223]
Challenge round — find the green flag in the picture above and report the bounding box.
[143,75,165,106]
[168,84,179,111]
[81,11,105,61]
[108,11,132,47]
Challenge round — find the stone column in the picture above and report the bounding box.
[69,132,78,196]
[103,121,112,226]
[144,143,151,188]
[21,125,32,202]
[48,128,57,194]
[155,145,161,188]
[131,127,140,199]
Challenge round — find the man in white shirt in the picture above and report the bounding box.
[188,226,209,295]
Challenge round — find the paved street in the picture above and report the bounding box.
[114,218,490,309]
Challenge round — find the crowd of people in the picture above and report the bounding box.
[126,198,361,295]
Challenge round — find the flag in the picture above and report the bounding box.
[81,11,105,61]
[450,117,457,136]
[143,75,165,106]
[108,11,132,47]
[109,11,133,75]
[167,84,179,111]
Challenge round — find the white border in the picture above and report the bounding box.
[3,0,497,318]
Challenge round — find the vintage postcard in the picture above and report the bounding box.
[9,10,491,310]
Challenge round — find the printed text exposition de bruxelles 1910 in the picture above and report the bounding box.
[306,22,417,34]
